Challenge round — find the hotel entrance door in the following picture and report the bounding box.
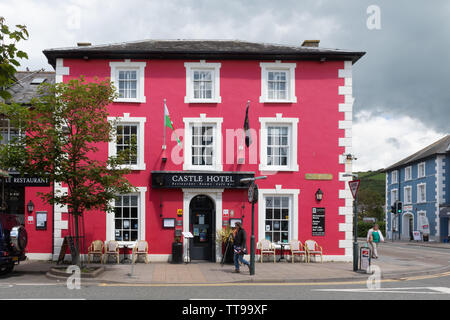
[189,195,215,261]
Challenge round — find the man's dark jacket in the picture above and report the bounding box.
[234,228,247,251]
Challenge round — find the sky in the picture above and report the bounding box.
[1,0,449,171]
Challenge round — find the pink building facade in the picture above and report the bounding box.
[24,40,364,262]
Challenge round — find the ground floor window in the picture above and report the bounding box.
[264,195,290,242]
[114,194,139,242]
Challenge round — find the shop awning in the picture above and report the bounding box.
[439,205,450,218]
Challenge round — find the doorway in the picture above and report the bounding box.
[402,212,414,240]
[189,195,215,261]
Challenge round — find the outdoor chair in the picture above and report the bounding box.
[289,239,306,263]
[103,240,120,264]
[132,240,149,264]
[257,239,276,263]
[87,240,104,263]
[304,240,323,263]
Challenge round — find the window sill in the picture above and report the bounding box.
[111,164,146,171]
[183,164,223,172]
[113,97,146,103]
[259,97,297,104]
[184,97,222,104]
[259,164,299,172]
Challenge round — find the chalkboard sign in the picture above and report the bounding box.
[312,207,325,236]
[57,236,78,264]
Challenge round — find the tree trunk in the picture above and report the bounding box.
[73,213,81,266]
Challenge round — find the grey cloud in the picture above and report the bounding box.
[8,0,450,132]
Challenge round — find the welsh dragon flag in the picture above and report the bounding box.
[164,102,181,146]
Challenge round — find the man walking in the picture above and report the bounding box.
[367,224,384,259]
[232,222,250,273]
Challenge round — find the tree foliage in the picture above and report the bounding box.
[0,17,29,101]
[0,77,136,217]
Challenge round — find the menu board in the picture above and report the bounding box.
[312,207,325,236]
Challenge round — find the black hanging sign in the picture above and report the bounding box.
[312,207,325,236]
[151,171,254,189]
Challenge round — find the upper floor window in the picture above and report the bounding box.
[110,60,146,103]
[405,166,412,181]
[183,116,223,171]
[108,114,146,171]
[404,186,412,204]
[417,183,426,203]
[391,189,398,206]
[116,124,138,165]
[259,115,299,172]
[418,162,426,178]
[0,118,22,145]
[260,61,297,103]
[184,61,221,103]
[391,170,398,184]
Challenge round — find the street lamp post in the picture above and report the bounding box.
[344,173,359,272]
[240,176,267,276]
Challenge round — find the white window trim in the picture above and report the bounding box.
[417,183,427,203]
[405,166,412,181]
[108,113,146,171]
[391,188,398,206]
[106,186,147,247]
[257,187,300,244]
[183,115,223,171]
[259,115,299,172]
[259,61,297,103]
[110,60,146,103]
[184,61,221,103]
[404,186,412,204]
[418,162,426,178]
[391,170,398,184]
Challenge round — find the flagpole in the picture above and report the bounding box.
[162,99,167,162]
[163,99,166,150]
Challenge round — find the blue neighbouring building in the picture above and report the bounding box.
[384,135,450,242]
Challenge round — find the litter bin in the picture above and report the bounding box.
[359,246,371,273]
[171,242,183,264]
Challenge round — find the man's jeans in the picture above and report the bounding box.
[234,252,250,270]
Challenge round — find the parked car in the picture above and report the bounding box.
[0,214,27,275]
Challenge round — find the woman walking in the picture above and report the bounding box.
[232,222,250,273]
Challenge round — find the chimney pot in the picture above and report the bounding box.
[301,40,320,47]
[77,42,92,47]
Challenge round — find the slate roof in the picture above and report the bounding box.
[384,134,450,171]
[43,39,365,68]
[2,71,55,104]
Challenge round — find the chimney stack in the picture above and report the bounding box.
[301,40,320,47]
[77,42,92,47]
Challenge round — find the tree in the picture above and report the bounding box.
[357,188,384,221]
[0,16,28,101]
[0,77,136,265]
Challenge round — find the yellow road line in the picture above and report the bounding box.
[97,270,450,287]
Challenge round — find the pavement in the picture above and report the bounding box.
[4,240,450,285]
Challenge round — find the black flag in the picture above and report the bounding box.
[243,100,252,147]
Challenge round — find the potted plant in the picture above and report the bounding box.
[216,225,234,264]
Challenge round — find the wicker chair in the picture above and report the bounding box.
[257,239,276,263]
[103,240,120,264]
[87,240,104,263]
[304,240,323,263]
[132,240,149,264]
[289,239,307,263]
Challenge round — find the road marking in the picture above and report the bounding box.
[313,287,450,295]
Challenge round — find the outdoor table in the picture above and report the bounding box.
[276,241,289,262]
[120,244,132,264]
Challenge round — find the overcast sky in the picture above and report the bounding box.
[1,0,449,171]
